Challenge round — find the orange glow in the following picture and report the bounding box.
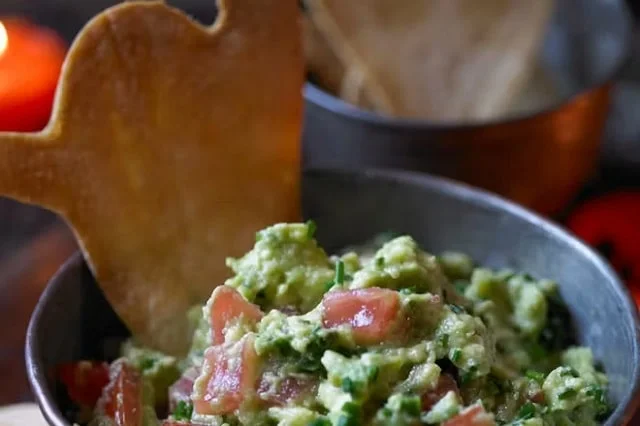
[0,19,66,131]
[0,22,8,58]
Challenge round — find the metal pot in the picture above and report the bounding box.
[302,0,634,215]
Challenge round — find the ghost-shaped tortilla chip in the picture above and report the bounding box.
[0,0,303,355]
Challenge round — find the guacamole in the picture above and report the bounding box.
[82,222,610,426]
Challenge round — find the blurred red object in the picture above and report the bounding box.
[566,192,640,306]
[0,18,66,132]
[57,361,110,408]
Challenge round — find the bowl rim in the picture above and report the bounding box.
[303,0,634,131]
[26,168,640,425]
[26,252,84,426]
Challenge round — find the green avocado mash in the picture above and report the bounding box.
[96,222,610,426]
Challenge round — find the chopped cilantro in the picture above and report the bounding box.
[325,260,347,291]
[325,279,336,291]
[342,401,361,417]
[460,366,477,384]
[586,384,610,415]
[308,418,331,426]
[451,348,462,363]
[448,304,466,314]
[335,260,345,285]
[338,401,361,426]
[341,377,358,394]
[273,337,294,355]
[295,335,326,374]
[173,401,193,421]
[560,367,580,378]
[399,394,421,416]
[454,280,469,294]
[380,407,392,418]
[336,415,358,426]
[586,385,603,400]
[297,356,324,374]
[306,220,317,239]
[540,297,576,351]
[525,370,545,383]
[438,333,449,347]
[585,385,608,408]
[496,270,515,281]
[375,257,385,268]
[139,357,155,372]
[517,402,536,419]
[558,388,577,400]
[366,365,379,381]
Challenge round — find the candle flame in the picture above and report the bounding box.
[0,22,7,58]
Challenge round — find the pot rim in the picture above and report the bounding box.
[26,252,84,426]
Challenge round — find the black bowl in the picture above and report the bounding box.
[27,169,640,425]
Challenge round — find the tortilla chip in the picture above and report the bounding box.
[303,15,344,94]
[338,66,367,107]
[303,15,383,111]
[0,0,303,355]
[338,66,375,111]
[306,0,554,121]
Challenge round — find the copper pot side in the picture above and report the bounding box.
[303,82,613,216]
[431,84,612,215]
[302,0,631,216]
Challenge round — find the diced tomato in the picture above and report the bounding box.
[322,287,400,345]
[209,286,263,345]
[422,373,460,411]
[443,404,496,426]
[97,360,144,426]
[193,336,259,415]
[57,361,110,408]
[528,389,545,404]
[169,366,201,412]
[257,365,318,406]
[259,376,317,405]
